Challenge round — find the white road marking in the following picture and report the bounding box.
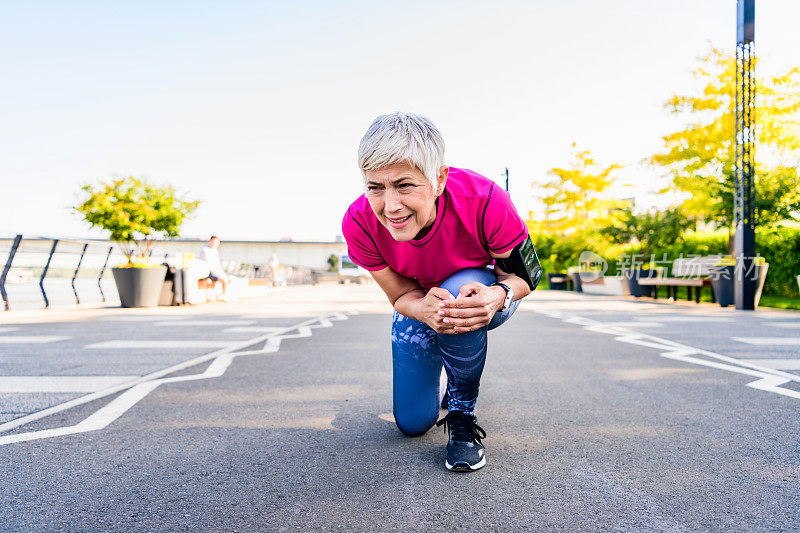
[634,316,732,323]
[100,316,189,321]
[85,340,233,349]
[0,376,139,393]
[0,312,352,446]
[0,336,69,344]
[738,359,800,370]
[538,311,800,400]
[601,322,663,328]
[153,320,256,327]
[223,326,286,333]
[766,323,800,329]
[732,337,800,346]
[0,327,19,333]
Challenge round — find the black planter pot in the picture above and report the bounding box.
[570,272,583,292]
[709,263,769,308]
[709,265,735,307]
[112,265,168,308]
[623,269,658,298]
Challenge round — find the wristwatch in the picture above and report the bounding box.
[492,282,514,311]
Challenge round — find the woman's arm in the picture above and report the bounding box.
[491,248,533,302]
[437,248,532,334]
[369,266,456,334]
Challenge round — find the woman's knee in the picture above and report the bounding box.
[439,267,497,298]
[393,401,439,437]
[393,387,440,437]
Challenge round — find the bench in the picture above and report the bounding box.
[636,256,722,303]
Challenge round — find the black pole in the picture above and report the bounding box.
[97,245,113,303]
[0,234,23,311]
[504,167,509,191]
[71,243,89,305]
[734,0,756,310]
[40,239,59,308]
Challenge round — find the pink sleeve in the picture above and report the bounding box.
[482,185,528,253]
[341,209,388,271]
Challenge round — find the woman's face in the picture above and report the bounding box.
[364,162,447,241]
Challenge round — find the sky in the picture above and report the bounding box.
[1,0,798,242]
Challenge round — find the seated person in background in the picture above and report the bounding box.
[200,235,230,297]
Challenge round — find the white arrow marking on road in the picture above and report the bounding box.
[746,375,799,396]
[0,312,352,446]
[538,311,800,400]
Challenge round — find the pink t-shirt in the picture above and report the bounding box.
[342,167,528,290]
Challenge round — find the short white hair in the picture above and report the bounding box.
[358,112,445,189]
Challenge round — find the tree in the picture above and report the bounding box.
[530,144,627,236]
[603,207,696,259]
[75,177,201,264]
[650,46,800,229]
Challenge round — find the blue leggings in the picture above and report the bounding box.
[391,267,519,436]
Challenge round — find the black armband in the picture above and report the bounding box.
[494,234,543,291]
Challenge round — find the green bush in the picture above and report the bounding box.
[532,226,800,298]
[756,225,800,298]
[608,233,729,275]
[532,231,607,275]
[75,177,200,265]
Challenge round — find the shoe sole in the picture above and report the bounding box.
[445,456,486,472]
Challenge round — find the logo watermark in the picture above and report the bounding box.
[570,252,764,282]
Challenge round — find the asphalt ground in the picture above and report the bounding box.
[1,285,798,531]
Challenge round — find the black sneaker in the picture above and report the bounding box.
[435,411,487,472]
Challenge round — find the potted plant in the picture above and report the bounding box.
[709,256,768,308]
[623,264,663,298]
[708,256,736,307]
[75,177,200,307]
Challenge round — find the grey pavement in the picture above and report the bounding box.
[1,285,798,531]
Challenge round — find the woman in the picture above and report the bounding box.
[342,112,538,471]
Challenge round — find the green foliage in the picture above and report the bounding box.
[608,232,729,275]
[603,207,697,259]
[650,47,800,228]
[755,225,800,298]
[75,177,200,264]
[327,254,339,272]
[527,46,800,300]
[529,228,608,275]
[530,144,627,235]
[532,213,800,298]
[758,295,800,311]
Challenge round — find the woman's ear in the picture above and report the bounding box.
[435,166,449,196]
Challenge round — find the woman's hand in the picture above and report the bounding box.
[415,287,457,334]
[437,282,506,334]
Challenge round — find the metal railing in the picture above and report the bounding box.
[0,235,323,311]
[0,235,128,311]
